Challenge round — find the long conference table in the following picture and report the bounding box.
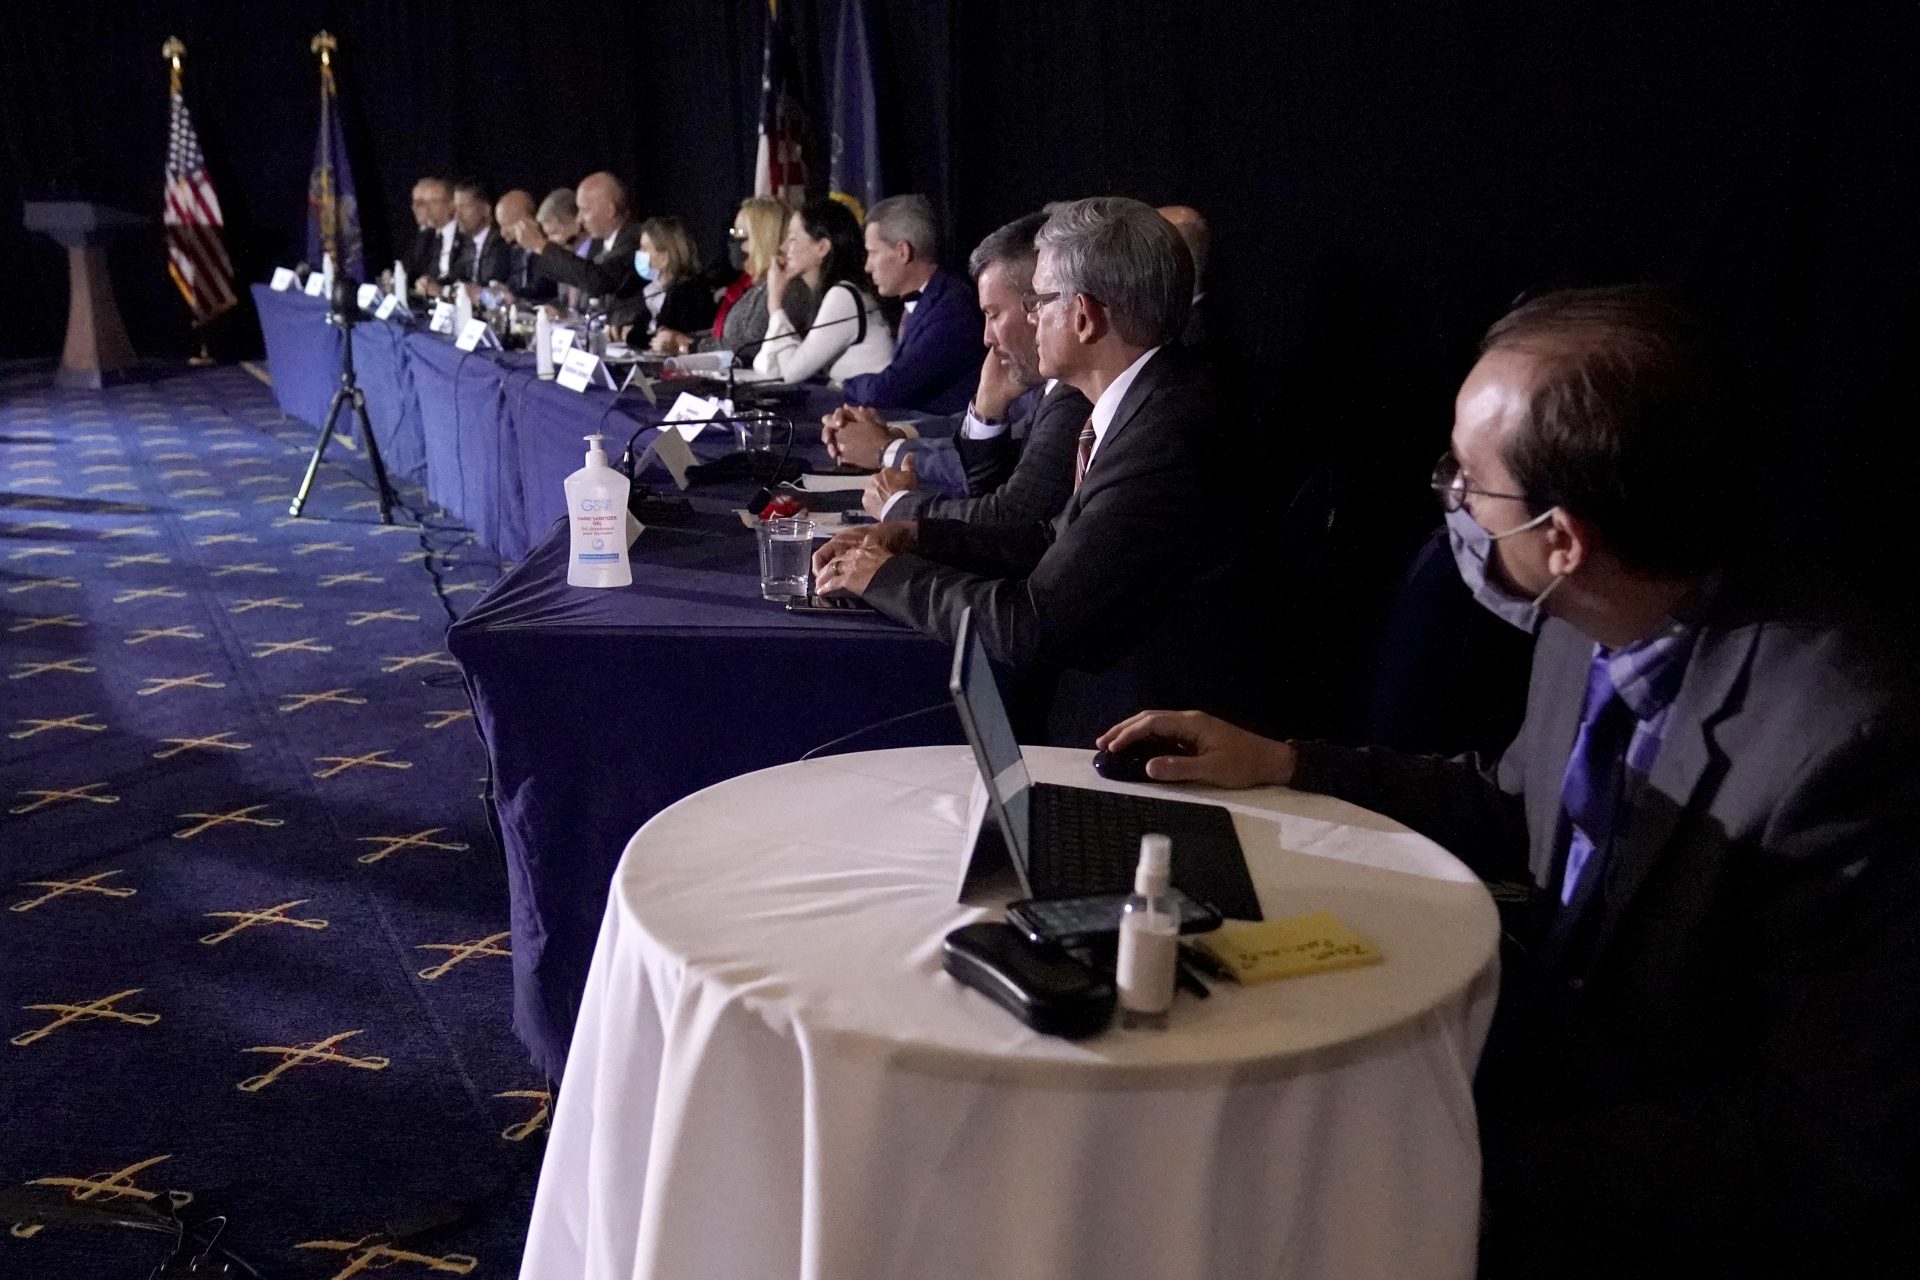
[255,284,956,1079]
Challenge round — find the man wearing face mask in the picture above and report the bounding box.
[1098,286,1920,1277]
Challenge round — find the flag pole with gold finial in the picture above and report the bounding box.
[310,31,339,281]
[163,37,214,366]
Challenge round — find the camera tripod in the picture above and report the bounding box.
[289,286,398,523]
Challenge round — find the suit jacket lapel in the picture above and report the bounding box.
[1585,620,1759,965]
[1529,624,1591,875]
[1062,349,1172,523]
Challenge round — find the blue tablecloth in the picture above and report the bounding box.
[448,510,955,1081]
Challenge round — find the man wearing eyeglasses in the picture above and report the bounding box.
[1099,286,1919,1276]
[814,196,1263,746]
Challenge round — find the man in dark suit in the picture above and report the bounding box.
[838,194,983,414]
[492,189,556,303]
[443,178,511,288]
[1099,286,1920,1277]
[403,176,456,296]
[847,211,1090,525]
[501,171,642,321]
[814,197,1259,746]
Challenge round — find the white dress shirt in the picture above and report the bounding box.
[1086,346,1160,466]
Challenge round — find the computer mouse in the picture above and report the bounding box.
[1091,736,1190,783]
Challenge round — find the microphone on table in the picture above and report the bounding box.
[720,301,871,405]
[617,412,799,518]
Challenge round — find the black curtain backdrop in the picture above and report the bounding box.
[4,1,1915,578]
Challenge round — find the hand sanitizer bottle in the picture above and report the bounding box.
[565,433,633,589]
[1117,834,1179,1030]
[535,308,555,380]
[452,285,474,338]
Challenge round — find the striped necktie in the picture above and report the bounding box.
[1073,418,1096,490]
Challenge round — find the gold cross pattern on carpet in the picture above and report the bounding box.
[277,688,368,715]
[5,577,81,594]
[151,732,252,760]
[380,652,457,674]
[9,658,96,679]
[355,828,469,865]
[181,509,240,521]
[312,751,412,780]
[11,870,134,913]
[415,931,511,981]
[173,804,284,839]
[112,586,188,605]
[250,638,333,659]
[346,609,418,626]
[9,713,108,739]
[137,673,226,697]
[105,552,172,568]
[296,1235,477,1278]
[9,1154,193,1240]
[319,572,384,586]
[228,596,303,613]
[236,1029,389,1093]
[8,782,119,815]
[210,562,278,577]
[495,1089,551,1142]
[125,626,205,645]
[200,899,329,946]
[12,987,160,1046]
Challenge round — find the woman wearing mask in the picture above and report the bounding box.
[622,215,715,342]
[753,199,893,384]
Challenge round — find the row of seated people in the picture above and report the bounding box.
[397,171,997,414]
[783,196,1911,1278]
[396,174,1914,1271]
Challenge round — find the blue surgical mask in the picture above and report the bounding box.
[1445,504,1565,632]
[634,252,658,283]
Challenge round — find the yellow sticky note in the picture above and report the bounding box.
[1193,911,1383,984]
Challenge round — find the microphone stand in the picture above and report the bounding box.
[290,279,398,524]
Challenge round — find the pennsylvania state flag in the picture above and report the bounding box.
[829,0,881,220]
[306,45,363,280]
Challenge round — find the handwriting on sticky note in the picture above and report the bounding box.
[1193,912,1382,984]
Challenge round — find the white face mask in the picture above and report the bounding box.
[1445,503,1565,632]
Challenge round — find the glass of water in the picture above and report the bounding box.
[733,411,777,455]
[757,516,813,600]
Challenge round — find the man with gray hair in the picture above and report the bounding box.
[814,196,1261,744]
[836,193,982,413]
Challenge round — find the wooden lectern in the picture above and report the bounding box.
[24,201,148,390]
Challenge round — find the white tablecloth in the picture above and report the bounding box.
[521,746,1500,1280]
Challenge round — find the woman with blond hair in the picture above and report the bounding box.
[654,198,818,356]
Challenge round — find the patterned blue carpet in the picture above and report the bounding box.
[1,364,539,1277]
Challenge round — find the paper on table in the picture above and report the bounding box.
[795,472,870,492]
[1192,912,1383,984]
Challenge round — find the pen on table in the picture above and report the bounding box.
[1180,943,1232,983]
[1176,957,1210,1000]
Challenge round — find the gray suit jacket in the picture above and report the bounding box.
[1294,589,1920,1273]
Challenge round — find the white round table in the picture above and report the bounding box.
[520,746,1500,1280]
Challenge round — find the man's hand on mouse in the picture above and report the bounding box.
[1096,711,1297,789]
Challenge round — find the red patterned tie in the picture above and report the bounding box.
[1073,418,1096,490]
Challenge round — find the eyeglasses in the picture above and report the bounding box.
[1430,451,1531,513]
[727,226,750,241]
[1019,289,1064,315]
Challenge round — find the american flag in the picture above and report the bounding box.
[165,68,236,322]
[753,0,810,207]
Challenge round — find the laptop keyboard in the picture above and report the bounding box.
[1028,784,1259,918]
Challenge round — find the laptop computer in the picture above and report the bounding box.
[948,609,1263,920]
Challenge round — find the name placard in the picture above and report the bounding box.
[663,392,727,441]
[428,301,456,334]
[454,318,500,352]
[356,283,381,311]
[374,294,403,320]
[550,327,578,364]
[557,348,615,393]
[651,426,698,489]
[270,267,299,292]
[303,272,328,298]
